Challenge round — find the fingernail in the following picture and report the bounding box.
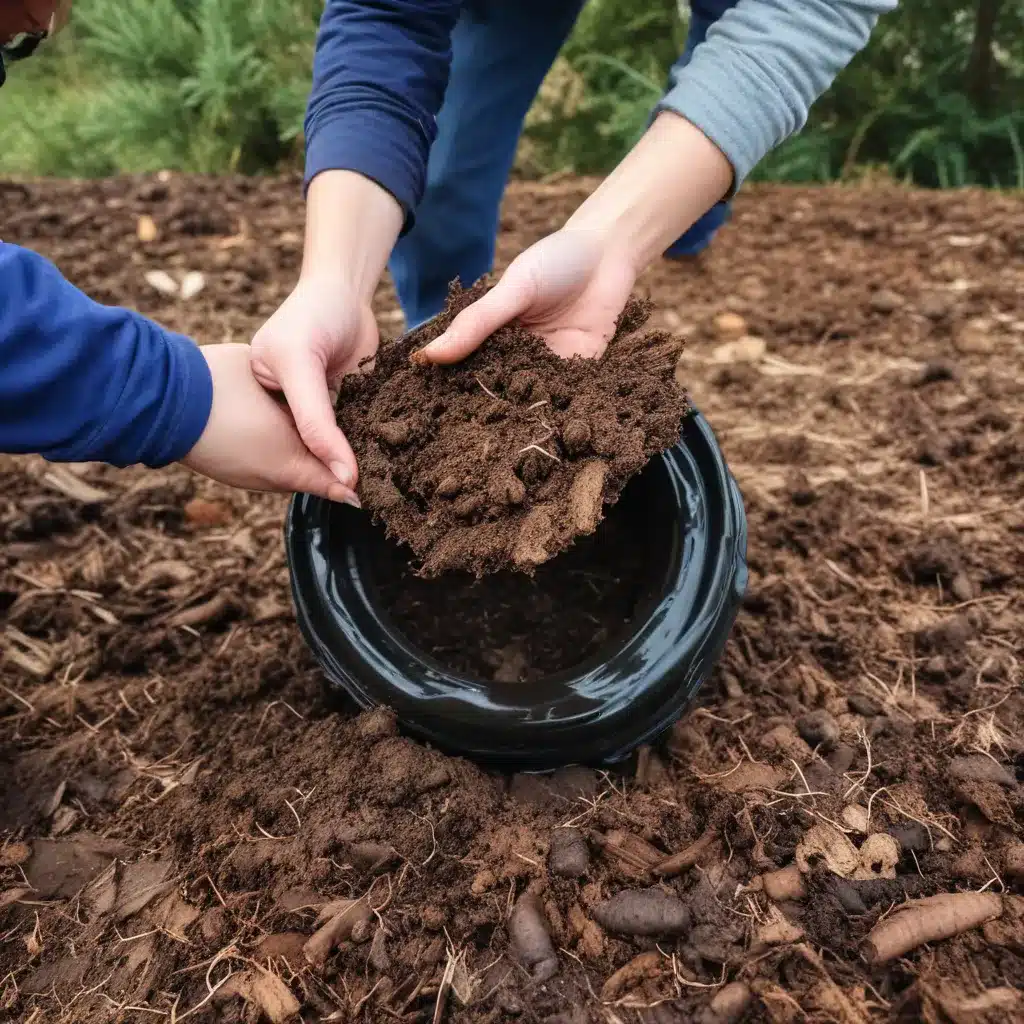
[410,337,447,365]
[330,461,354,488]
[327,484,362,508]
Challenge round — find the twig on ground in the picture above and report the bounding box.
[283,799,302,832]
[843,727,874,799]
[516,443,561,462]
[411,812,439,866]
[474,376,500,401]
[432,949,456,1024]
[253,700,304,739]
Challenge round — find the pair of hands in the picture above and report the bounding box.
[183,230,635,503]
[183,112,733,503]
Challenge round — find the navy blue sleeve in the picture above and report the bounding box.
[304,0,462,219]
[0,243,213,468]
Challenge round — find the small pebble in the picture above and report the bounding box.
[356,708,399,741]
[869,288,902,314]
[949,755,1015,787]
[847,694,880,716]
[886,822,929,853]
[795,709,841,750]
[548,827,590,878]
[950,572,974,603]
[421,905,446,931]
[827,743,857,775]
[713,311,747,338]
[830,878,867,915]
[700,981,753,1024]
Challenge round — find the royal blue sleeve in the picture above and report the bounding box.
[303,0,462,220]
[0,243,213,468]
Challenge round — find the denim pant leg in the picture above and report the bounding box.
[664,0,741,258]
[389,0,586,329]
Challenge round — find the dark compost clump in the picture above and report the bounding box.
[336,280,689,577]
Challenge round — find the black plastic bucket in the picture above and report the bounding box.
[284,409,747,771]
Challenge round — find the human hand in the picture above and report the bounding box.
[250,274,378,495]
[411,229,637,365]
[180,343,359,503]
[414,113,732,369]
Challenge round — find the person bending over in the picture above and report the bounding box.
[253,0,897,494]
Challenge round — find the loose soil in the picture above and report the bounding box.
[1,173,1023,1024]
[371,476,657,682]
[338,281,687,577]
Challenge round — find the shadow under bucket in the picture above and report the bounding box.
[285,409,748,771]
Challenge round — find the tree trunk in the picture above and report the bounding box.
[967,0,1002,111]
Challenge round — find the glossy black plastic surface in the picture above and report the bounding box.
[285,410,748,771]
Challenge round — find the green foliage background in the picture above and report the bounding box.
[1,0,1021,188]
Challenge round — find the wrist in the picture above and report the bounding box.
[158,333,215,469]
[179,343,224,470]
[565,112,733,273]
[301,170,404,302]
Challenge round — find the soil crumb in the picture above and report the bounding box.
[337,279,689,577]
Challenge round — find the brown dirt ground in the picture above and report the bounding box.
[0,174,1022,1024]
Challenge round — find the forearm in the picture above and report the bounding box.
[657,0,897,191]
[565,112,733,272]
[301,0,461,293]
[301,170,405,300]
[565,0,894,271]
[0,244,212,467]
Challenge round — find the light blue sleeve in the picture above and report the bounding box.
[658,0,899,190]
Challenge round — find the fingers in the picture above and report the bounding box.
[284,452,362,508]
[260,349,360,490]
[250,355,283,393]
[412,275,535,366]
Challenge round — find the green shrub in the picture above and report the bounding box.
[0,0,320,177]
[1,0,1021,188]
[521,0,1024,188]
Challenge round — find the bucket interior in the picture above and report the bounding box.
[336,462,685,685]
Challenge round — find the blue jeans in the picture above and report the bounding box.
[389,0,739,327]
